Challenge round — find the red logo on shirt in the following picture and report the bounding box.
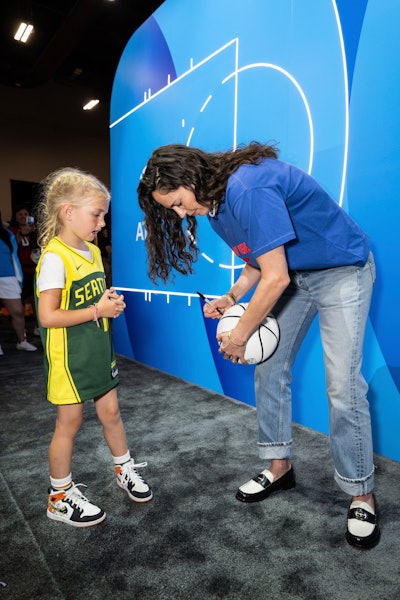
[233,242,251,263]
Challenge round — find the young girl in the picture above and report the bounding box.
[35,167,153,528]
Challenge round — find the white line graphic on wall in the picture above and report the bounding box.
[112,20,347,303]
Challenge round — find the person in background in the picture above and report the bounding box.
[8,205,40,335]
[137,142,379,549]
[0,214,37,354]
[35,167,153,528]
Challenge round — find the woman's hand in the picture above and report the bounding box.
[217,330,248,365]
[20,223,35,236]
[203,296,233,319]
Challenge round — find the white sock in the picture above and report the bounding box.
[50,473,72,490]
[113,451,131,466]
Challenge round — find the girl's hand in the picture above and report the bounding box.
[108,287,121,302]
[38,288,125,329]
[97,288,126,319]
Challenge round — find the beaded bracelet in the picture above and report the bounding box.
[92,303,100,328]
[228,330,245,347]
[223,291,237,305]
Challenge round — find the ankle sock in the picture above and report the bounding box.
[50,473,72,491]
[113,450,131,467]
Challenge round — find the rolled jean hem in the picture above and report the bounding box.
[257,441,292,460]
[334,467,375,496]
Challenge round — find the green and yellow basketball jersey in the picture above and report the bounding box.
[36,237,119,404]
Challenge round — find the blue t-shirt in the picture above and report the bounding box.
[0,230,22,279]
[208,158,369,270]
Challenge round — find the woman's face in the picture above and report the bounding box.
[15,209,29,225]
[152,186,209,218]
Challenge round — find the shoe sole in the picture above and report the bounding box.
[16,347,37,351]
[47,509,106,527]
[116,480,153,503]
[346,524,381,549]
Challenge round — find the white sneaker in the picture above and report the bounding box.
[47,483,106,528]
[115,459,153,503]
[33,327,41,336]
[16,339,37,351]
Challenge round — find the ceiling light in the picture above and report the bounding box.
[14,22,34,43]
[83,99,100,110]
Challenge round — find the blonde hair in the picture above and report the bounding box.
[36,167,110,248]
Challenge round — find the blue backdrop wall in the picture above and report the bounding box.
[110,0,400,462]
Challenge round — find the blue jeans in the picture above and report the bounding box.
[255,253,376,496]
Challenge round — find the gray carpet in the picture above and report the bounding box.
[1,315,400,600]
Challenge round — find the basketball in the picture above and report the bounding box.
[216,302,280,364]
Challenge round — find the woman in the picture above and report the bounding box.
[0,215,37,353]
[137,142,379,549]
[9,205,40,333]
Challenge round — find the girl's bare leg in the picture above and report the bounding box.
[48,404,84,478]
[95,388,128,456]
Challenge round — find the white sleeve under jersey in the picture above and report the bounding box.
[37,248,93,291]
[36,252,66,291]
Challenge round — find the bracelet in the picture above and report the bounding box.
[223,291,237,305]
[228,330,246,347]
[91,303,100,328]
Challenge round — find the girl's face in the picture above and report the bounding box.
[61,193,109,248]
[152,186,209,218]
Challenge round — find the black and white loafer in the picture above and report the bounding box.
[346,495,380,549]
[236,467,295,503]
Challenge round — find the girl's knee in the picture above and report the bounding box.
[98,405,121,427]
[95,389,121,425]
[55,405,83,435]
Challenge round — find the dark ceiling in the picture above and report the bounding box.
[0,0,164,134]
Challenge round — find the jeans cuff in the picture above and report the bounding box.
[257,441,292,460]
[334,466,375,496]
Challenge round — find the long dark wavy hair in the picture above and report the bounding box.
[137,142,279,283]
